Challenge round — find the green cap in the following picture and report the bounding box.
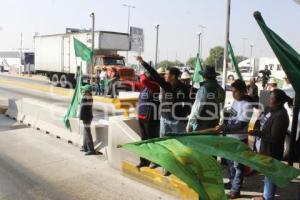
[81,84,93,93]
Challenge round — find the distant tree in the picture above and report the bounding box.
[235,56,248,64]
[186,57,197,68]
[158,60,175,69]
[173,60,184,67]
[205,46,224,71]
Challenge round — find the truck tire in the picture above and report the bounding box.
[228,75,235,81]
[60,74,69,88]
[51,73,60,87]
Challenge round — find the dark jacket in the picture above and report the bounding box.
[256,106,289,160]
[141,61,192,121]
[79,96,93,122]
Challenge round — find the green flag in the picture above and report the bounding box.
[64,38,93,128]
[228,41,243,80]
[254,11,300,94]
[74,38,93,62]
[193,53,204,83]
[123,135,300,199]
[63,65,82,128]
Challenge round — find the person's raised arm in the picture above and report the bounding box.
[136,56,171,91]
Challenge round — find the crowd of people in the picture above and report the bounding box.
[134,56,294,200]
[78,57,296,200]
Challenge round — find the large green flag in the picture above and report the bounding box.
[228,41,243,80]
[63,66,82,128]
[254,11,300,94]
[63,38,93,128]
[193,53,204,83]
[123,135,300,199]
[74,38,93,62]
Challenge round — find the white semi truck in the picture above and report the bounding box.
[34,30,136,88]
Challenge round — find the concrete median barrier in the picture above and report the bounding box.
[107,115,141,170]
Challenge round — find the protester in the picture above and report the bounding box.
[157,67,166,76]
[95,69,101,96]
[137,56,191,135]
[136,72,160,168]
[100,67,108,95]
[247,77,259,104]
[137,56,191,176]
[259,66,271,89]
[215,79,253,199]
[180,71,197,103]
[249,89,290,200]
[107,68,120,98]
[266,78,277,92]
[186,66,225,132]
[79,84,95,156]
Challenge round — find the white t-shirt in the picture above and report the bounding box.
[227,100,253,140]
[100,71,107,80]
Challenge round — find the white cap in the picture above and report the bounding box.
[181,72,191,80]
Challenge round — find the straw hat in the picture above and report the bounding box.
[157,67,166,74]
[268,78,277,84]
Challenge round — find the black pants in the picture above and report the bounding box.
[82,121,95,153]
[138,119,160,165]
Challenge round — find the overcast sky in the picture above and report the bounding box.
[0,0,299,63]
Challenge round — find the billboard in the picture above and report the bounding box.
[130,27,144,52]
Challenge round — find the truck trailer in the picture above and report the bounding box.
[34,30,136,88]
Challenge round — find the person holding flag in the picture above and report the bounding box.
[186,65,225,132]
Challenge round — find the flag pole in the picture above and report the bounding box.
[222,0,231,89]
[288,94,300,165]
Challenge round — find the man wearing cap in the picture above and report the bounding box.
[80,84,96,155]
[186,66,225,132]
[180,71,197,103]
[266,78,278,92]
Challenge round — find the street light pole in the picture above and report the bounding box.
[222,0,231,89]
[250,43,254,72]
[199,25,206,60]
[197,32,201,55]
[90,12,95,82]
[242,37,248,58]
[154,24,160,68]
[123,4,136,64]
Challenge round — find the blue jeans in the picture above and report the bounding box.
[95,83,101,96]
[227,160,244,194]
[160,117,187,137]
[263,176,277,200]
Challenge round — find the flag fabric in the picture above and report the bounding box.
[63,64,82,128]
[122,134,300,199]
[74,38,93,63]
[64,38,93,128]
[254,11,300,94]
[228,41,243,80]
[192,53,204,83]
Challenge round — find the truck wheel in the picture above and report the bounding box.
[60,74,69,88]
[51,74,60,87]
[228,75,235,81]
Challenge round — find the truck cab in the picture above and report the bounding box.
[94,54,135,81]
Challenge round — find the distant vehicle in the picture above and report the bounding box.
[34,30,137,88]
[0,51,34,72]
[227,57,285,81]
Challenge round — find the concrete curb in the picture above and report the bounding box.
[122,161,198,200]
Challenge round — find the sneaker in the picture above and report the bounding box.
[226,191,241,199]
[149,163,160,169]
[85,151,96,156]
[224,182,232,190]
[136,163,149,169]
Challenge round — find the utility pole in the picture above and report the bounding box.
[90,12,95,82]
[154,24,160,68]
[197,32,201,55]
[250,43,254,71]
[123,4,135,64]
[198,25,206,60]
[222,0,231,89]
